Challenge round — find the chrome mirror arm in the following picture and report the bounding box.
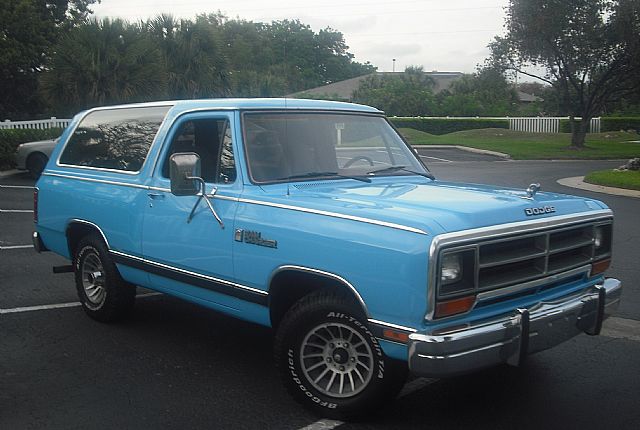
[186,176,224,228]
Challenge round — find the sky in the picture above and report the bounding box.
[92,0,509,74]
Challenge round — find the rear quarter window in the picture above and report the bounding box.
[59,106,170,172]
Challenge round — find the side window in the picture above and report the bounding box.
[59,106,169,172]
[162,118,236,184]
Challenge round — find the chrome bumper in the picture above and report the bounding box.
[408,278,622,377]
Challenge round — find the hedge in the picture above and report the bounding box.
[0,128,63,170]
[601,117,640,133]
[389,117,509,135]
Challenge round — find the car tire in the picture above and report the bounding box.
[274,291,406,420]
[74,233,135,322]
[26,152,48,180]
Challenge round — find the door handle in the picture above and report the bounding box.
[147,192,165,200]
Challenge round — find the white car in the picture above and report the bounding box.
[15,138,58,179]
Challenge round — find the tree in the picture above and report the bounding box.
[0,0,99,119]
[149,14,230,99]
[41,19,166,114]
[353,66,436,116]
[438,68,519,116]
[489,0,640,148]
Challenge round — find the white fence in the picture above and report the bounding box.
[508,117,601,134]
[2,116,602,134]
[0,117,71,130]
[392,116,602,134]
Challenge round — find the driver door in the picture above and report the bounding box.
[142,112,243,308]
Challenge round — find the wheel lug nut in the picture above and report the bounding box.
[350,357,356,362]
[340,366,345,371]
[326,357,332,363]
[344,343,349,348]
[329,343,335,349]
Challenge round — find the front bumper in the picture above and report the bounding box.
[408,278,622,377]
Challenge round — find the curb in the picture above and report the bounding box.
[557,176,640,198]
[412,145,511,159]
[0,169,20,178]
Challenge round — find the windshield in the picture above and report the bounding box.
[243,112,429,184]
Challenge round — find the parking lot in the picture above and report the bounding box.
[1,149,639,429]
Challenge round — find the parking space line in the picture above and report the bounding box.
[298,377,438,429]
[0,245,33,250]
[0,209,33,213]
[0,184,34,189]
[299,419,344,430]
[0,292,163,315]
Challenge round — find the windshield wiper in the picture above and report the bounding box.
[367,165,435,180]
[278,171,372,183]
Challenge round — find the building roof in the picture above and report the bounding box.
[288,72,465,100]
[516,91,543,103]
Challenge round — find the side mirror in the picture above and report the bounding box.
[169,152,201,196]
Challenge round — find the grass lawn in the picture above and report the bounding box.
[399,128,640,160]
[584,169,640,191]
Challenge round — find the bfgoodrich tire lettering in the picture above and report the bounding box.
[74,233,135,322]
[274,291,406,419]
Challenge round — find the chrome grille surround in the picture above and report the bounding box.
[426,210,613,321]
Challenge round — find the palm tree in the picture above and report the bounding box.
[41,18,166,114]
[148,14,230,99]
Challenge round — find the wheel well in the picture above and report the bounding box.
[268,269,367,329]
[66,222,104,259]
[26,151,47,165]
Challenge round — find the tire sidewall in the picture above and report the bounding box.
[75,243,108,311]
[280,305,387,415]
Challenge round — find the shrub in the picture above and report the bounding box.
[601,117,640,133]
[559,117,640,134]
[389,117,509,135]
[0,128,63,170]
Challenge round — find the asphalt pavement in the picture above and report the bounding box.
[1,149,639,429]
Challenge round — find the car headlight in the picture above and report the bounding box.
[593,224,612,258]
[438,249,476,298]
[441,253,462,283]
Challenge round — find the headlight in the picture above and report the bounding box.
[438,249,476,298]
[593,224,612,258]
[594,227,603,248]
[440,253,462,284]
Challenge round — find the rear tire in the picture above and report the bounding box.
[74,234,135,322]
[26,152,47,180]
[274,291,406,420]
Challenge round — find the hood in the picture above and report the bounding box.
[264,178,607,236]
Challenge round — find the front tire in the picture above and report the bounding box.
[74,234,135,322]
[274,291,406,420]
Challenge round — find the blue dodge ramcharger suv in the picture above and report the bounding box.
[33,99,622,419]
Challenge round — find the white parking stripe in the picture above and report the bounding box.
[0,292,163,314]
[0,245,33,250]
[0,209,33,213]
[0,184,34,189]
[299,419,344,430]
[601,317,640,342]
[299,377,438,429]
[0,301,82,314]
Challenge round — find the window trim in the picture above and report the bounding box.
[155,112,238,185]
[239,109,426,185]
[56,104,173,175]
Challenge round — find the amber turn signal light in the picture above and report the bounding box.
[382,329,410,343]
[435,295,476,318]
[591,258,611,276]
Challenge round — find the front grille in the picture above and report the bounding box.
[477,222,610,292]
